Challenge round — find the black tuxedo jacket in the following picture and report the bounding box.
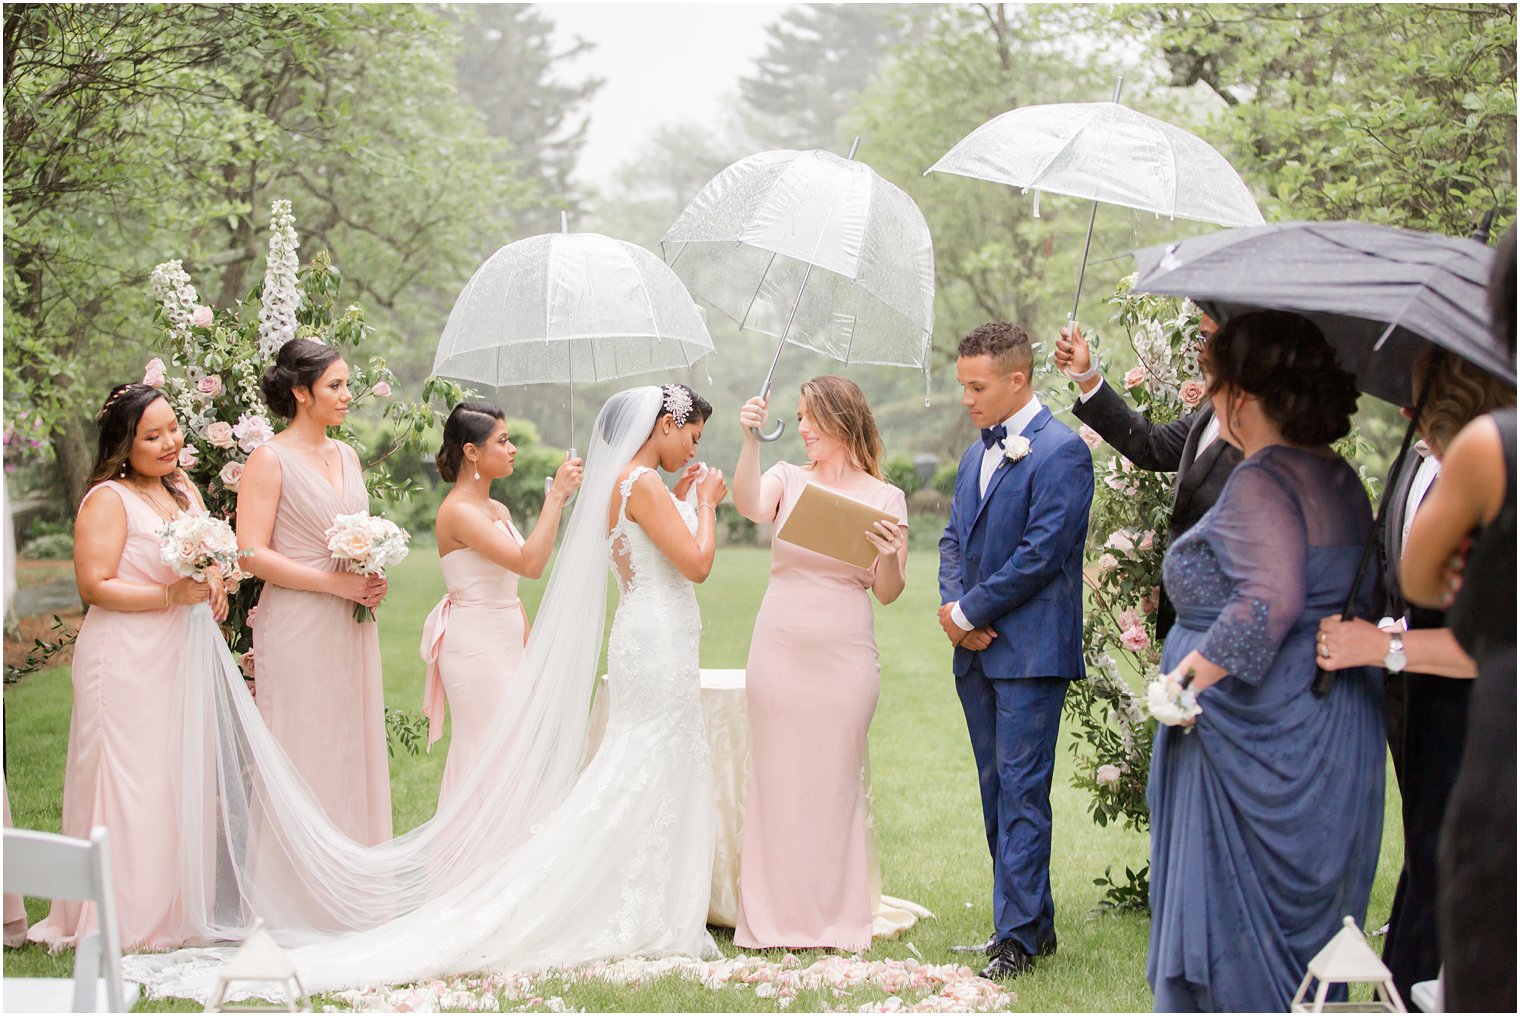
[1072,380,1243,636]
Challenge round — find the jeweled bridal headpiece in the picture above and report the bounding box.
[661,384,694,427]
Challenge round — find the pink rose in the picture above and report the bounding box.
[333,529,375,560]
[233,413,274,454]
[372,381,392,397]
[205,421,236,449]
[1140,586,1161,615]
[143,357,167,388]
[192,305,214,328]
[1139,530,1155,550]
[1118,608,1141,631]
[1096,553,1118,573]
[1096,764,1122,787]
[1180,380,1206,407]
[238,650,255,678]
[219,460,244,491]
[1120,624,1151,652]
[1079,424,1103,449]
[247,605,258,628]
[1123,366,1147,389]
[196,375,223,397]
[178,444,199,469]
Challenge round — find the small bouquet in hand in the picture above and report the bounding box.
[324,511,410,622]
[1145,668,1201,729]
[160,510,245,584]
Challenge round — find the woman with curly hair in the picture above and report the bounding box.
[1145,311,1385,1012]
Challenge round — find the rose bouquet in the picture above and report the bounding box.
[1145,668,1202,728]
[324,511,411,621]
[160,510,245,584]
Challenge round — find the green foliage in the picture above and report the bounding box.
[3,615,78,685]
[19,533,72,561]
[384,707,430,759]
[880,454,923,495]
[931,460,960,497]
[1099,3,1517,238]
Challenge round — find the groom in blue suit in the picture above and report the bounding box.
[938,321,1094,979]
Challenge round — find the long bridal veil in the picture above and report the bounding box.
[128,386,666,998]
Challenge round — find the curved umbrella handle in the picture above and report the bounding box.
[752,418,785,443]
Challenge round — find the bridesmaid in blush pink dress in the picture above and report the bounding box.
[731,375,909,951]
[420,402,582,808]
[237,340,391,844]
[31,384,228,950]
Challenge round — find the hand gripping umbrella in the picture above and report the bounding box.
[926,80,1264,330]
[433,215,715,457]
[661,140,936,442]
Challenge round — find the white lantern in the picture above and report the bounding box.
[204,920,312,1013]
[1291,916,1407,1013]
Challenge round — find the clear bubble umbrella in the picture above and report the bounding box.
[660,140,936,441]
[927,80,1264,327]
[433,220,715,454]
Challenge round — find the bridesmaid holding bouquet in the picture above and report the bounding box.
[731,375,908,951]
[422,402,582,808]
[31,384,228,949]
[237,338,392,844]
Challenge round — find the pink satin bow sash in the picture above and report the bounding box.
[419,594,452,749]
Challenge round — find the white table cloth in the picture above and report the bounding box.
[587,669,930,938]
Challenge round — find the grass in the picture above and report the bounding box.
[2,546,1405,1011]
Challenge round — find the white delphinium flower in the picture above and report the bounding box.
[258,199,301,360]
[151,260,202,358]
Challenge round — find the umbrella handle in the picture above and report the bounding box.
[753,418,786,443]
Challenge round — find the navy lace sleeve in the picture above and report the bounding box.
[1198,459,1307,684]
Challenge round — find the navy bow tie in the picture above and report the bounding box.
[980,423,1008,449]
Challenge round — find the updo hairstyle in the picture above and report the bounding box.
[435,401,506,483]
[1203,311,1360,446]
[657,383,713,429]
[260,338,342,419]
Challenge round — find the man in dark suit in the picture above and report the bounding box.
[938,322,1094,980]
[1054,319,1242,636]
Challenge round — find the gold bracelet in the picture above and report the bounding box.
[163,584,170,608]
[697,503,716,515]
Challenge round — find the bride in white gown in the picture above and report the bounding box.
[124,385,731,999]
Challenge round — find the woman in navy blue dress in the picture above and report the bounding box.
[1146,312,1385,1012]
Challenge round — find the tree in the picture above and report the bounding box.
[1098,4,1517,237]
[3,4,537,504]
[452,5,604,236]
[739,4,918,151]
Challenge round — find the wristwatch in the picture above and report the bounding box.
[1383,633,1408,674]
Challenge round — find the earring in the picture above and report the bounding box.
[119,462,127,477]
[473,467,480,481]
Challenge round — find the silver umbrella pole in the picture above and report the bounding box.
[751,137,862,443]
[1067,78,1124,329]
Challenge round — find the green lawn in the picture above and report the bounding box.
[3,546,1405,1011]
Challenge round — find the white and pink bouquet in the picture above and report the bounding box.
[324,511,410,622]
[1145,668,1202,729]
[160,511,244,585]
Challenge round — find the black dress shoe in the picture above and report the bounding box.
[949,935,996,955]
[979,940,1036,980]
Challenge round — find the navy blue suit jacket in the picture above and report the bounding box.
[939,406,1094,680]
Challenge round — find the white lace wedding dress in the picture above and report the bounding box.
[124,388,718,1000]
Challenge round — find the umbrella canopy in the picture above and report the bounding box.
[433,231,714,388]
[660,148,935,371]
[1131,221,1511,405]
[926,101,1265,229]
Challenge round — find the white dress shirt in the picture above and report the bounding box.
[1379,443,1441,632]
[952,396,1043,631]
[1079,377,1218,459]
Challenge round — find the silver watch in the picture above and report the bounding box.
[1384,633,1408,674]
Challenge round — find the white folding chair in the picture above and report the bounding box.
[2,826,141,1012]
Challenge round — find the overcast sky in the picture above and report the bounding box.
[548,3,792,188]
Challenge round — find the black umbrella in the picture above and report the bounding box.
[1132,221,1513,406]
[1133,220,1513,696]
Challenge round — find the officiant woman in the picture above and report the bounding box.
[730,375,908,951]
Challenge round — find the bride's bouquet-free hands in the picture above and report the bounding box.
[159,510,244,621]
[325,511,411,622]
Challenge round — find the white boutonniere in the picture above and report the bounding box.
[1002,435,1032,463]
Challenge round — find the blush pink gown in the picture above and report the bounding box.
[735,461,908,951]
[252,442,391,845]
[29,480,198,949]
[420,518,528,808]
